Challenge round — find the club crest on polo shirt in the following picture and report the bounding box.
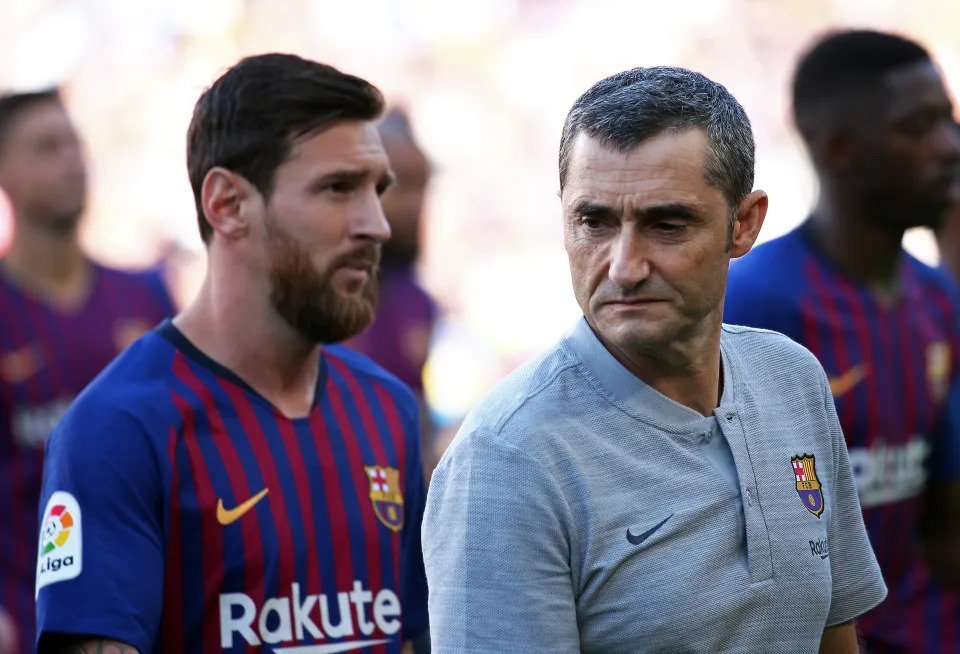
[791,455,825,518]
[365,466,404,532]
[36,490,83,596]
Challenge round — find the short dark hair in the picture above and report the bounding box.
[559,66,755,212]
[187,53,385,243]
[792,30,930,139]
[0,88,62,154]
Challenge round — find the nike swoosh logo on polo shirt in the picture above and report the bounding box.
[217,488,269,525]
[828,363,869,398]
[626,514,674,546]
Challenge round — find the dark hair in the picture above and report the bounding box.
[0,88,62,154]
[559,66,755,212]
[187,53,385,243]
[792,30,930,138]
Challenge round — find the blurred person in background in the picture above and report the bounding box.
[425,65,884,653]
[726,30,960,653]
[348,108,439,476]
[0,89,175,654]
[34,54,428,654]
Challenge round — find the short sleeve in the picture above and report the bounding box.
[422,428,580,653]
[36,396,164,653]
[819,372,888,626]
[400,406,429,640]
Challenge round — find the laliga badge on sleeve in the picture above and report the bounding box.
[36,490,83,597]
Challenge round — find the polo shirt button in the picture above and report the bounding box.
[725,413,735,421]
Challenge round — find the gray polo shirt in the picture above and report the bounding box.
[423,318,886,653]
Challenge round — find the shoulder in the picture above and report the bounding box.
[903,254,960,304]
[323,344,419,424]
[49,331,180,454]
[443,340,585,455]
[724,230,814,331]
[94,262,166,291]
[727,229,811,296]
[721,324,826,386]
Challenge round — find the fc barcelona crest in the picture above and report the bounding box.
[365,466,404,532]
[791,455,824,518]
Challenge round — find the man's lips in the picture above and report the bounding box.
[603,298,668,306]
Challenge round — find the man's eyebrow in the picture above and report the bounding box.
[308,168,393,191]
[634,203,702,221]
[571,199,616,217]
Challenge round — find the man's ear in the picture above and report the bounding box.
[200,167,257,241]
[730,190,768,259]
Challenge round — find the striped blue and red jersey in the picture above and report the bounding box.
[725,224,960,653]
[34,320,429,653]
[0,262,174,654]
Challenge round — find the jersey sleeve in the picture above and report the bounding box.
[400,403,429,641]
[818,370,888,626]
[422,427,580,653]
[36,396,164,653]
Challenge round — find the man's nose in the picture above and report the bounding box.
[608,230,651,290]
[353,192,392,243]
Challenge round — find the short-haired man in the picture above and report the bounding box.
[35,55,429,653]
[0,89,175,654]
[423,66,886,652]
[726,30,960,653]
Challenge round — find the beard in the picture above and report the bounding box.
[266,220,380,344]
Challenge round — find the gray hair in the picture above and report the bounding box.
[559,66,755,212]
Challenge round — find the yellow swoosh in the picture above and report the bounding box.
[217,488,269,525]
[828,363,869,398]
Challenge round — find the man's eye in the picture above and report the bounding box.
[654,222,686,234]
[580,217,603,230]
[329,182,357,194]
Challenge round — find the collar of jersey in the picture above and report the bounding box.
[564,316,735,434]
[156,319,328,414]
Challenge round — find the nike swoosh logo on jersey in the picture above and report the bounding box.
[828,363,869,398]
[626,514,673,546]
[217,488,269,525]
[274,640,389,653]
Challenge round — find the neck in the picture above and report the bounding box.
[808,185,904,297]
[1,218,89,307]
[598,312,723,417]
[174,256,321,419]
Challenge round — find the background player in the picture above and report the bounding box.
[34,54,429,653]
[725,30,960,653]
[348,108,439,476]
[0,89,175,654]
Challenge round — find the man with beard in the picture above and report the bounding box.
[33,55,429,654]
[0,89,175,654]
[726,30,960,653]
[348,108,438,474]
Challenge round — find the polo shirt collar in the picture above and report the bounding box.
[563,316,734,433]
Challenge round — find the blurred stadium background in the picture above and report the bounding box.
[1,0,957,430]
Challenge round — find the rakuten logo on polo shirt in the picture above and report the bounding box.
[220,581,401,652]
